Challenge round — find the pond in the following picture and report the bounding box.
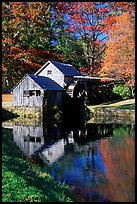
[2,117,135,202]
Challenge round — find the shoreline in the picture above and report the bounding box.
[86,99,135,123]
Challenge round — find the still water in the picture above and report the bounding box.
[3,118,135,202]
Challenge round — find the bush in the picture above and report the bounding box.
[113,84,132,99]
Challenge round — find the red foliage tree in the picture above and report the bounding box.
[55,2,112,76]
[55,2,135,76]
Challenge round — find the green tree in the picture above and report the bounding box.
[56,34,88,69]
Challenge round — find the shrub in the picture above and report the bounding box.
[113,84,132,99]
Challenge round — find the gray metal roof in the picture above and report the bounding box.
[28,74,64,90]
[50,61,82,76]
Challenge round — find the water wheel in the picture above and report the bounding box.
[66,82,85,98]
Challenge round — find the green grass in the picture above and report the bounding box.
[93,103,135,110]
[116,104,135,110]
[87,99,135,112]
[2,128,75,202]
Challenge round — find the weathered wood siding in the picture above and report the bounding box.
[13,75,44,107]
[13,125,44,157]
[36,63,64,87]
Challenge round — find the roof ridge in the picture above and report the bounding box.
[50,60,72,66]
[27,73,47,78]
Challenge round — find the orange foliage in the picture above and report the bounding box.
[99,135,135,202]
[11,2,50,22]
[99,12,135,87]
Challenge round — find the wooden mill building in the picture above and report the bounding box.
[12,73,64,107]
[12,60,83,108]
[12,60,120,109]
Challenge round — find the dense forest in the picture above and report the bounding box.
[2,2,135,97]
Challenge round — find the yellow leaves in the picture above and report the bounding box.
[27,2,51,20]
[110,12,134,39]
[12,2,25,16]
[100,77,110,82]
[9,2,52,21]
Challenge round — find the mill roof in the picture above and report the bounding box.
[12,74,64,91]
[35,60,83,77]
[27,74,64,90]
[50,61,82,76]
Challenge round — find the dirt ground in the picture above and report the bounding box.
[2,94,135,106]
[2,94,13,102]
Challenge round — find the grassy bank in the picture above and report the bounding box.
[87,99,135,114]
[86,99,135,123]
[2,128,75,202]
[87,99,135,110]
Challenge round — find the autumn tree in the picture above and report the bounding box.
[54,2,114,76]
[99,12,135,98]
[2,2,62,92]
[54,2,135,75]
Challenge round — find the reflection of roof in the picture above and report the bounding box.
[50,61,82,76]
[28,74,64,90]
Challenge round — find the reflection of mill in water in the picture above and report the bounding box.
[13,123,75,164]
[11,121,114,165]
[13,124,45,157]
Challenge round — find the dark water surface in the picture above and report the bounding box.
[3,118,135,202]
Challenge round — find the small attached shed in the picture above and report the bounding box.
[12,74,64,107]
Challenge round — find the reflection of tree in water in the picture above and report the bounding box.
[49,124,135,202]
[72,123,114,145]
[66,143,110,202]
[99,130,135,202]
[81,147,96,186]
[86,146,96,183]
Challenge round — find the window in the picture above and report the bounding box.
[23,90,41,97]
[47,70,52,75]
[29,136,35,142]
[36,90,41,96]
[24,135,29,142]
[29,90,35,96]
[23,90,30,97]
[36,137,41,142]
